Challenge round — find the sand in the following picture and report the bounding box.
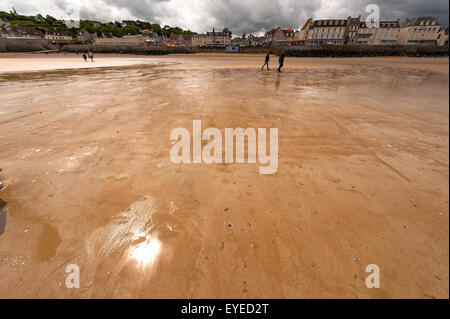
[0,53,448,298]
[0,53,155,73]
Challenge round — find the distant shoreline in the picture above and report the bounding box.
[1,37,448,57]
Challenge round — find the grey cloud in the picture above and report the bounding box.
[1,0,448,35]
[185,0,448,35]
[358,0,448,25]
[204,0,323,35]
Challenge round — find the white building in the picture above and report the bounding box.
[300,18,349,45]
[398,16,442,45]
[357,20,401,45]
[437,28,449,46]
[94,35,146,46]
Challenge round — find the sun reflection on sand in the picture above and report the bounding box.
[131,236,162,267]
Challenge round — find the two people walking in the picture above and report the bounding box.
[82,51,95,62]
[261,51,286,72]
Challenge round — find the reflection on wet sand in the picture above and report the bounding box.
[85,196,159,261]
[130,235,162,268]
[0,54,448,298]
[0,199,6,236]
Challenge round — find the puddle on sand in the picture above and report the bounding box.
[0,209,6,236]
[37,222,62,262]
[85,195,163,269]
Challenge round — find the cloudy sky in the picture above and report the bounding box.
[1,0,448,35]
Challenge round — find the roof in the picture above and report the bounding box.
[401,16,441,28]
[46,29,68,36]
[313,19,348,27]
[265,27,295,36]
[380,20,400,28]
[206,28,232,36]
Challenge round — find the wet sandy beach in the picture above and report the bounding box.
[0,53,155,73]
[0,54,448,298]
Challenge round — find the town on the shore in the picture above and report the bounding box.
[1,10,449,48]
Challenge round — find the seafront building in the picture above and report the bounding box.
[371,20,401,45]
[299,17,350,45]
[356,22,374,45]
[437,28,449,46]
[357,20,401,45]
[44,29,72,41]
[207,28,232,46]
[235,33,264,47]
[192,33,207,46]
[192,28,232,47]
[94,35,146,46]
[347,16,363,44]
[398,16,442,45]
[168,33,193,46]
[263,27,295,46]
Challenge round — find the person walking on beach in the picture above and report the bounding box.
[82,53,87,62]
[88,51,94,62]
[261,52,270,71]
[278,51,285,73]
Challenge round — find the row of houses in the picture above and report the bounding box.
[91,28,232,47]
[296,15,448,46]
[0,20,72,41]
[1,15,448,47]
[232,15,448,47]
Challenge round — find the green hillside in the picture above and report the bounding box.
[0,11,195,38]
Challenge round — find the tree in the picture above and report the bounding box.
[123,24,140,35]
[45,15,57,25]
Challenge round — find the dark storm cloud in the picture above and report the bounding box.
[367,0,449,25]
[204,0,323,35]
